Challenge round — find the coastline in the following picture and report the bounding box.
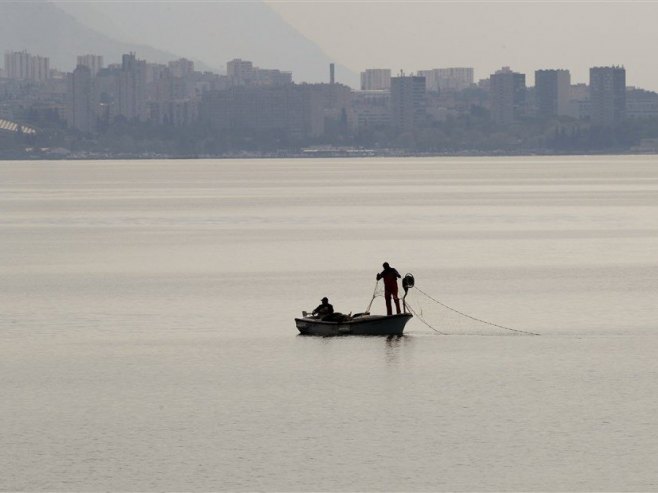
[1,147,655,161]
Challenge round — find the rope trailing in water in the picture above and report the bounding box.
[405,302,448,335]
[414,286,540,336]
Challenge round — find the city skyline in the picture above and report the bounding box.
[3,44,657,160]
[1,2,656,90]
[0,47,643,92]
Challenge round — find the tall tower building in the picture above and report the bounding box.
[71,65,95,133]
[4,51,31,80]
[390,75,426,130]
[119,53,147,121]
[489,67,526,124]
[30,55,50,81]
[77,55,104,77]
[360,69,392,91]
[535,69,570,118]
[589,66,626,126]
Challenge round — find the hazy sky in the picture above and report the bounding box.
[266,1,658,89]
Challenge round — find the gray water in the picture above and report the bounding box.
[2,156,658,491]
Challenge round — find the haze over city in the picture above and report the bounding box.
[53,0,658,90]
[268,1,658,89]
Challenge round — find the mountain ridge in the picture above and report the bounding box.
[54,0,357,85]
[0,1,185,72]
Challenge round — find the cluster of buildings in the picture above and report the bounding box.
[487,65,633,126]
[1,49,658,143]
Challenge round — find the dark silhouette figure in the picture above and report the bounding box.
[312,297,334,318]
[377,262,401,316]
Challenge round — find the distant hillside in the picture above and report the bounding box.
[0,1,188,71]
[55,0,357,86]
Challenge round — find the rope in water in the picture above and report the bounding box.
[404,302,448,335]
[413,285,540,336]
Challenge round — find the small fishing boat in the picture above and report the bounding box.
[295,312,413,337]
[296,272,416,336]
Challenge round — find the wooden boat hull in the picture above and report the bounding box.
[295,313,412,337]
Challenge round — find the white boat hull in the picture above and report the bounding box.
[295,313,412,337]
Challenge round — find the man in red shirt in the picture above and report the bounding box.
[376,262,401,316]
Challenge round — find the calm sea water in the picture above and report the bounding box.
[2,156,658,491]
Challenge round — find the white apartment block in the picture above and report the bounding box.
[4,51,50,81]
[360,69,391,91]
[418,67,474,92]
[77,55,104,77]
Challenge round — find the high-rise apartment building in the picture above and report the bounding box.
[30,55,50,82]
[168,58,194,79]
[4,50,50,81]
[360,69,391,91]
[626,88,658,119]
[4,51,30,80]
[566,83,590,120]
[77,55,104,77]
[534,69,570,118]
[226,58,291,87]
[119,53,147,121]
[489,67,526,124]
[70,65,95,133]
[437,68,474,91]
[227,59,254,84]
[390,75,426,130]
[419,68,474,92]
[589,66,626,126]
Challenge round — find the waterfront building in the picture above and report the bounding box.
[589,66,626,126]
[360,69,391,91]
[351,90,391,129]
[489,66,526,125]
[626,88,658,119]
[149,99,199,127]
[118,53,147,121]
[535,69,570,118]
[201,82,350,140]
[390,75,426,131]
[70,65,95,133]
[565,84,590,120]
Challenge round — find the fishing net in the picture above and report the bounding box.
[403,285,538,336]
[363,274,538,336]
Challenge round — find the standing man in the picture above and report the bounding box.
[376,262,401,316]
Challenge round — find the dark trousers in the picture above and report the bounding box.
[385,288,401,316]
